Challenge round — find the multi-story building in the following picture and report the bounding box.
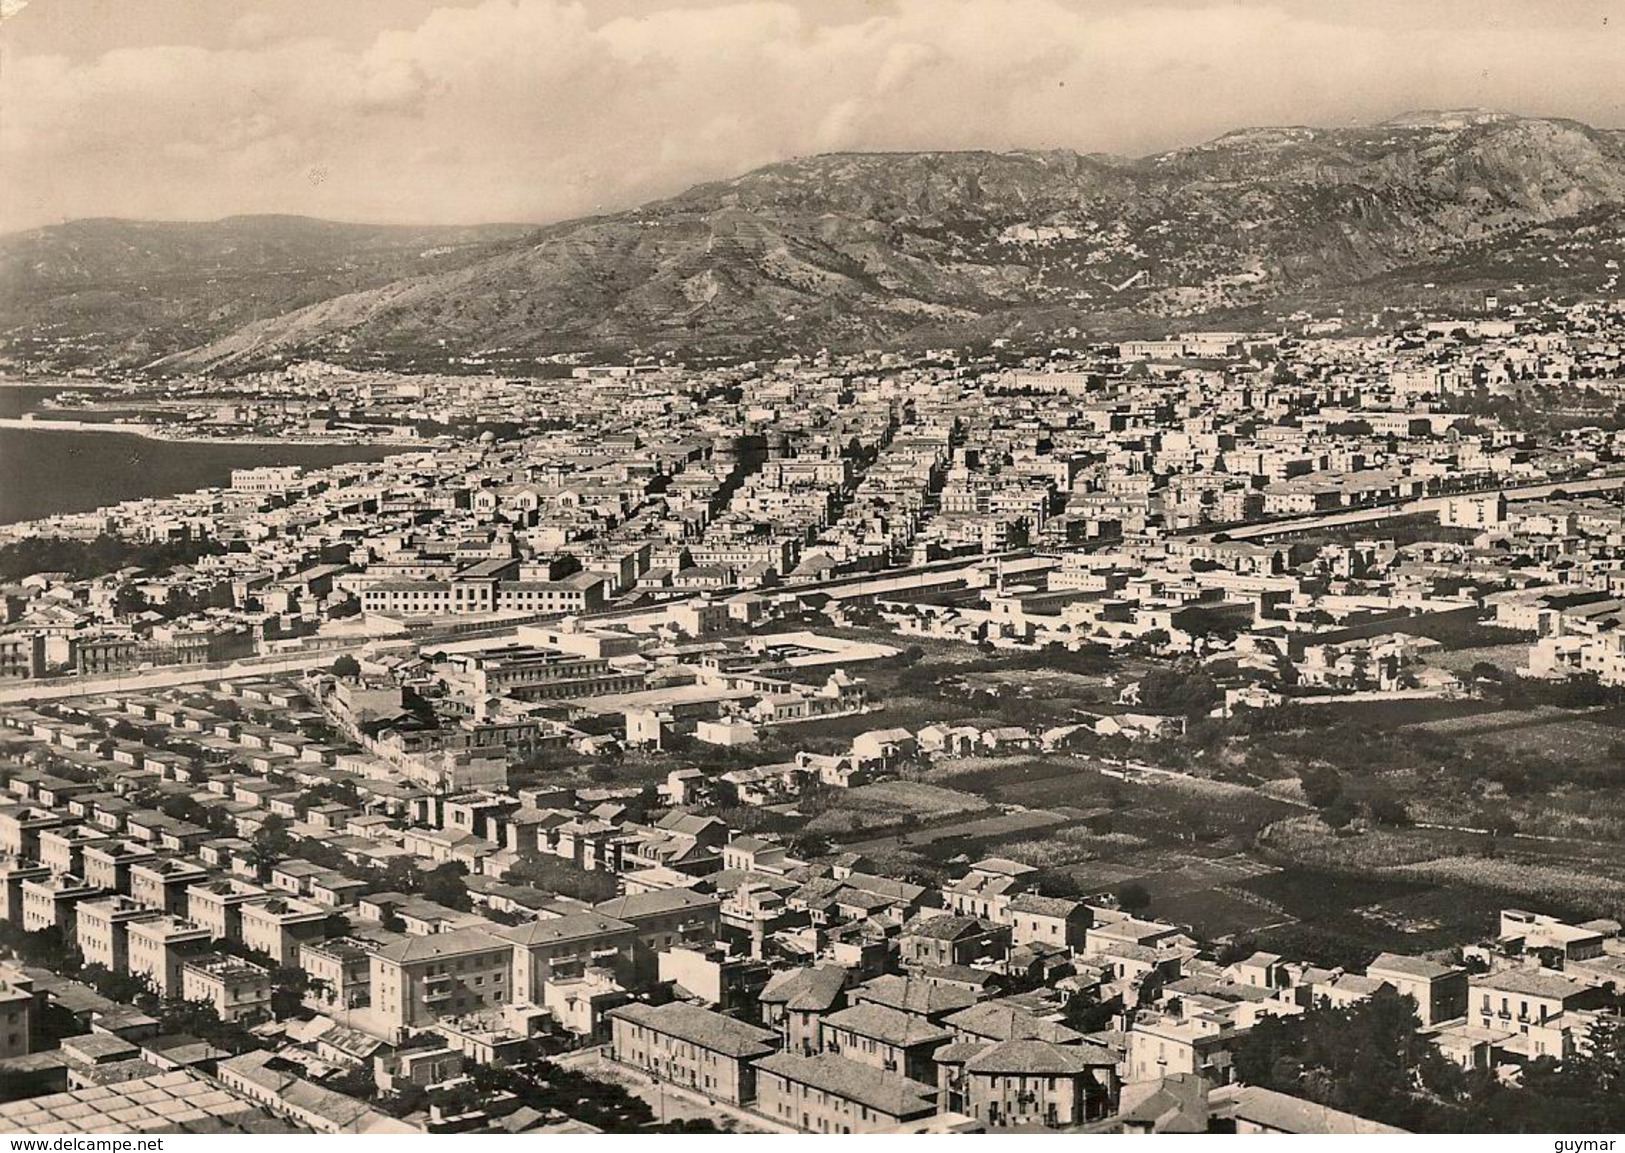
[1006,894,1091,952]
[938,1038,1119,1128]
[1469,969,1608,1035]
[593,890,721,985]
[0,807,69,861]
[20,874,100,935]
[300,936,382,1011]
[493,911,635,1003]
[80,840,158,897]
[239,896,330,967]
[819,1003,951,1084]
[182,956,274,1022]
[0,975,34,1058]
[75,895,157,974]
[1364,954,1468,1027]
[607,1001,777,1105]
[754,1050,936,1133]
[129,858,210,916]
[37,825,109,879]
[369,927,514,1036]
[187,878,268,942]
[0,861,49,924]
[0,633,45,680]
[758,964,849,1057]
[898,914,1010,969]
[126,916,212,997]
[1124,1013,1243,1086]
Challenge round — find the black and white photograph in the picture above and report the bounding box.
[0,0,1624,1141]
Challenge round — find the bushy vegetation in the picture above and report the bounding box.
[1235,987,1625,1132]
[0,533,224,582]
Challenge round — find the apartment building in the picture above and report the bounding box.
[607,1001,777,1105]
[74,895,157,974]
[128,858,209,916]
[240,897,330,967]
[754,1050,936,1133]
[369,927,514,1035]
[187,878,268,942]
[182,956,274,1022]
[126,916,212,997]
[492,911,635,1003]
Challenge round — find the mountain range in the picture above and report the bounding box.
[4,111,1624,374]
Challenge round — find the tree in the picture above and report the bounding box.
[505,855,618,903]
[377,856,421,895]
[421,862,472,911]
[331,654,361,679]
[1233,986,1462,1130]
[1367,792,1411,827]
[1484,811,1519,838]
[157,997,261,1055]
[1321,799,1358,830]
[1299,765,1343,809]
[249,814,296,874]
[1136,665,1220,719]
[270,966,313,1020]
[1117,881,1152,914]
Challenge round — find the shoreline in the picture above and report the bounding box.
[0,415,426,449]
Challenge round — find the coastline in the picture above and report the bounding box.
[0,415,426,449]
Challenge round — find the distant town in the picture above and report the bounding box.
[1,297,1625,1134]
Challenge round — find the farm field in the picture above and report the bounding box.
[803,780,989,836]
[1296,606,1528,652]
[1246,815,1625,963]
[839,806,1076,857]
[1301,696,1503,728]
[1462,717,1625,766]
[1408,705,1573,735]
[1424,642,1535,675]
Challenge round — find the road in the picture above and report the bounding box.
[0,648,368,705]
[1200,471,1625,542]
[554,1048,794,1134]
[0,617,545,706]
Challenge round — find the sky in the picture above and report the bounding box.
[2,0,1623,233]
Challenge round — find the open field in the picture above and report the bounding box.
[803,780,989,836]
[1295,605,1529,653]
[1244,815,1625,963]
[1302,696,1503,728]
[1463,717,1625,766]
[839,806,1074,857]
[1408,705,1573,735]
[1424,642,1535,675]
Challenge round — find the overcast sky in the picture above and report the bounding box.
[2,0,1622,233]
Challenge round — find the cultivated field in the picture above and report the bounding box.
[803,780,988,836]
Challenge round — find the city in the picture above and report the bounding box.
[2,309,1625,1133]
[3,0,1625,1143]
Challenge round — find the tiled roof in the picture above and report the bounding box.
[853,975,977,1019]
[0,1069,296,1135]
[963,1038,1116,1075]
[374,925,509,965]
[944,1002,1085,1045]
[1366,953,1458,981]
[753,1051,935,1118]
[759,964,848,1012]
[824,1003,953,1048]
[608,1002,776,1059]
[491,912,632,948]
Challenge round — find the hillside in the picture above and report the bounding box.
[8,113,1625,373]
[0,216,538,370]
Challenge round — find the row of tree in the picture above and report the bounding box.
[1233,986,1625,1132]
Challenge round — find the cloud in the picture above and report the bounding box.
[2,0,1622,231]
